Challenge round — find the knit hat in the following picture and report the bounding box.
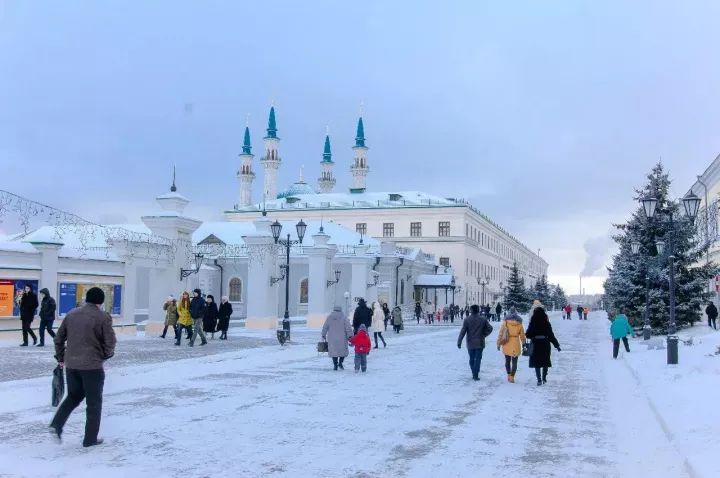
[193,289,201,296]
[86,287,105,305]
[39,288,50,296]
[168,295,174,301]
[359,324,367,332]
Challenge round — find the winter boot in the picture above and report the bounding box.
[332,357,338,370]
[507,374,512,383]
[338,357,345,370]
[537,380,542,386]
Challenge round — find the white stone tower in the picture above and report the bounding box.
[260,106,281,199]
[237,124,255,207]
[350,116,369,193]
[317,130,336,193]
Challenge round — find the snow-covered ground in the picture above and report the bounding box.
[0,312,717,477]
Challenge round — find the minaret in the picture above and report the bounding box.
[350,116,369,193]
[237,123,255,207]
[260,106,281,199]
[317,129,336,193]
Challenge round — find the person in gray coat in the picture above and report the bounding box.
[321,306,353,371]
[457,304,493,381]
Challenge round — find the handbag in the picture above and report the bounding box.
[51,365,65,407]
[522,340,534,357]
[317,341,328,353]
[498,323,510,345]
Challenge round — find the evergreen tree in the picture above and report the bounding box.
[504,262,530,312]
[548,284,568,311]
[532,275,551,306]
[604,163,717,332]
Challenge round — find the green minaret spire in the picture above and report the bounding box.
[322,134,333,163]
[265,106,278,139]
[354,117,366,147]
[242,126,252,154]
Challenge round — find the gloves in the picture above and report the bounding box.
[556,347,561,352]
[457,343,461,349]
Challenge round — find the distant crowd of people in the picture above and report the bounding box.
[413,301,505,325]
[161,289,233,346]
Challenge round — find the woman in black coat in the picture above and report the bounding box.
[203,295,219,339]
[525,307,561,386]
[217,296,233,340]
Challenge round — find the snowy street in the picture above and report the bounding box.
[0,312,715,478]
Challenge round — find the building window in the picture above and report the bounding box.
[229,277,242,302]
[383,223,394,237]
[466,224,469,237]
[440,257,450,267]
[410,222,422,237]
[439,221,450,237]
[299,278,309,304]
[356,223,367,235]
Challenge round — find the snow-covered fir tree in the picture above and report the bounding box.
[532,274,551,306]
[548,284,568,311]
[504,262,530,312]
[604,163,717,331]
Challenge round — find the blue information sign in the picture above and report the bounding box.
[112,285,122,315]
[58,283,78,315]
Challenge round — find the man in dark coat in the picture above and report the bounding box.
[706,301,718,330]
[38,287,57,346]
[189,289,207,347]
[576,305,584,320]
[50,287,116,447]
[495,303,503,321]
[19,284,39,346]
[352,298,372,334]
[457,304,493,380]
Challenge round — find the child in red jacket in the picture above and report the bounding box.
[349,324,372,373]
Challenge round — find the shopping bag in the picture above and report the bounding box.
[51,365,65,407]
[317,341,328,353]
[522,341,534,357]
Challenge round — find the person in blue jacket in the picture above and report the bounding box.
[610,312,635,359]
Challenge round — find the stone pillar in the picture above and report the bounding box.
[122,260,138,324]
[349,244,372,306]
[31,242,62,299]
[244,218,280,329]
[306,232,336,328]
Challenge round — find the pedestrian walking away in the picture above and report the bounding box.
[349,323,372,372]
[217,296,233,340]
[583,307,589,320]
[352,298,372,334]
[495,303,503,322]
[576,305,584,320]
[564,304,573,320]
[706,301,718,330]
[391,305,403,333]
[50,286,116,448]
[175,292,193,346]
[414,302,422,325]
[19,284,39,346]
[371,302,387,348]
[525,307,561,386]
[189,289,207,347]
[161,296,178,339]
[37,288,57,347]
[382,303,390,331]
[496,306,526,383]
[457,304,493,381]
[322,305,353,370]
[610,312,635,359]
[203,294,219,339]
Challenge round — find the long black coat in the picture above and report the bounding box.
[352,303,372,333]
[217,302,233,332]
[203,302,219,333]
[525,318,560,368]
[20,291,38,321]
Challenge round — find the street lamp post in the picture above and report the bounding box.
[638,192,701,364]
[270,219,307,344]
[477,275,489,306]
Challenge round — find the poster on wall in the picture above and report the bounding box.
[58,283,122,316]
[0,279,39,317]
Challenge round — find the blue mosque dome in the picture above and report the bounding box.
[276,167,316,199]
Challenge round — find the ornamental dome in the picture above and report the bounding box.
[276,167,316,199]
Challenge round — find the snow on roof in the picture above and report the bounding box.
[233,190,460,212]
[415,274,455,288]
[156,191,190,201]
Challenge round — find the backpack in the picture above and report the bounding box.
[498,322,510,346]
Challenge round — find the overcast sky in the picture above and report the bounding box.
[2,1,719,294]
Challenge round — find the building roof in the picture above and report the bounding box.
[415,274,455,288]
[276,180,316,199]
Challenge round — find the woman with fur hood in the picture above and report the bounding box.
[496,306,526,383]
[371,302,387,348]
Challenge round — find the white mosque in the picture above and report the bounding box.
[227,106,548,308]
